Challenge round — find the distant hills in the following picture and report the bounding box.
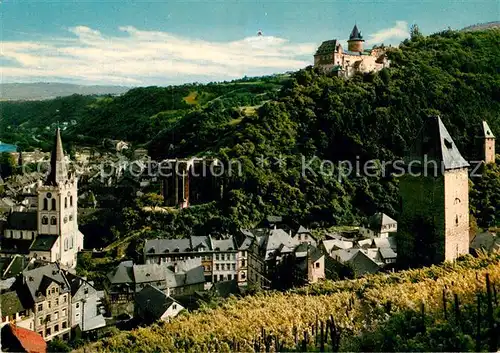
[0,82,131,101]
[461,21,500,32]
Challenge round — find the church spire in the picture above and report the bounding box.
[45,128,69,186]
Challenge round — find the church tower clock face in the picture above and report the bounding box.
[47,193,52,198]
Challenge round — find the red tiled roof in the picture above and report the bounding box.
[9,324,47,353]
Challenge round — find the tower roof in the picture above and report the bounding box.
[349,24,364,41]
[45,128,68,186]
[482,121,495,138]
[406,116,469,171]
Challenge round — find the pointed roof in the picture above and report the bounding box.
[45,128,68,186]
[406,116,469,171]
[349,24,364,41]
[482,121,495,138]
[5,324,47,353]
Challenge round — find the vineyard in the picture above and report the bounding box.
[79,253,500,352]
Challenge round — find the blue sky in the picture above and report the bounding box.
[1,0,498,86]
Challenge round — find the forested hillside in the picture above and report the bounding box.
[1,30,499,238]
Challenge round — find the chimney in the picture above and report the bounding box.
[174,264,178,273]
[166,287,171,297]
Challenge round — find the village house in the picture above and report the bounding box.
[1,323,47,353]
[107,258,204,303]
[134,285,184,324]
[359,212,398,238]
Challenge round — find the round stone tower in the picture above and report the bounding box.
[347,24,364,52]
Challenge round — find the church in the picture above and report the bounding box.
[0,129,84,268]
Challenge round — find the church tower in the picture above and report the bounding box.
[481,121,496,164]
[37,128,83,268]
[347,24,364,52]
[399,116,470,265]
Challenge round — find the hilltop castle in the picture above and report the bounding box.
[314,24,390,77]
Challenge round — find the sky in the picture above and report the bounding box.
[1,0,498,86]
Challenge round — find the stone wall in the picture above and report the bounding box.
[484,138,496,164]
[443,168,470,260]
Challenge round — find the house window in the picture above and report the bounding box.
[54,312,59,320]
[228,274,232,280]
[50,217,57,225]
[38,304,43,311]
[38,317,43,325]
[54,324,59,332]
[315,262,320,268]
[232,264,236,271]
[219,275,224,281]
[43,199,48,210]
[46,327,51,336]
[42,217,48,225]
[55,298,59,305]
[63,295,67,303]
[62,309,66,317]
[38,331,44,337]
[31,232,35,239]
[46,314,51,322]
[62,322,67,329]
[48,301,51,309]
[215,254,219,261]
[215,264,219,271]
[69,215,73,221]
[241,260,246,267]
[51,288,55,294]
[241,272,246,279]
[51,199,56,211]
[172,304,177,310]
[76,303,80,309]
[64,198,68,209]
[70,196,73,207]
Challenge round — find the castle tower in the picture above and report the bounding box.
[37,128,83,268]
[399,116,470,265]
[347,24,364,52]
[481,121,496,164]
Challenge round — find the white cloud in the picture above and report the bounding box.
[366,21,409,45]
[1,26,316,86]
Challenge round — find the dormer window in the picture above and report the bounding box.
[444,138,453,149]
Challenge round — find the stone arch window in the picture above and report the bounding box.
[454,198,461,205]
[64,198,68,209]
[51,199,56,211]
[50,217,57,225]
[69,215,73,221]
[455,215,459,226]
[63,217,68,224]
[43,198,48,210]
[70,196,73,207]
[42,216,49,225]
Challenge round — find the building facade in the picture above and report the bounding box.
[1,129,84,269]
[314,24,390,77]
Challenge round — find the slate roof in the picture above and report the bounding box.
[211,279,241,298]
[144,238,192,254]
[29,234,58,252]
[379,247,397,259]
[133,263,167,284]
[357,239,372,248]
[22,263,69,303]
[315,40,338,55]
[470,232,499,252]
[135,285,179,321]
[4,324,47,353]
[322,239,354,252]
[263,229,299,260]
[373,236,397,250]
[212,236,237,251]
[6,212,38,231]
[296,225,310,234]
[482,121,495,138]
[191,236,211,251]
[349,251,380,275]
[366,212,397,232]
[1,291,26,316]
[0,238,33,255]
[349,24,364,40]
[107,260,134,284]
[406,116,469,171]
[238,236,253,251]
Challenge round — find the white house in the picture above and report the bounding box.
[134,285,184,323]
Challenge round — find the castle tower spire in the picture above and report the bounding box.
[45,128,68,186]
[481,121,496,164]
[347,24,364,52]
